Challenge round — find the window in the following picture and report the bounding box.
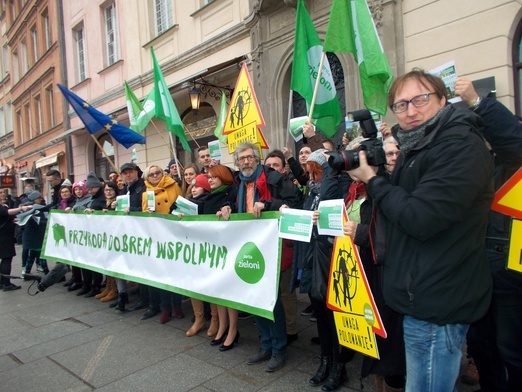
[95,134,115,180]
[104,2,118,65]
[46,86,54,127]
[20,40,28,74]
[31,26,38,62]
[34,95,42,134]
[74,24,86,82]
[16,110,23,143]
[12,49,19,82]
[0,107,4,137]
[42,10,51,50]
[0,44,8,79]
[24,103,32,139]
[5,101,12,133]
[154,0,172,35]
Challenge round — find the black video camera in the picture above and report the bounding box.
[327,109,386,172]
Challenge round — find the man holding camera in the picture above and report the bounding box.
[348,69,494,392]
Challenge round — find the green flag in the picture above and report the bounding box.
[213,91,228,144]
[124,81,145,133]
[323,0,393,115]
[135,87,156,132]
[150,46,191,151]
[290,0,343,137]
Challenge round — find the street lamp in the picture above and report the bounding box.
[189,85,201,114]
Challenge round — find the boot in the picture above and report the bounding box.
[383,381,404,392]
[375,375,385,392]
[159,309,172,324]
[173,305,184,319]
[207,303,219,337]
[115,292,129,311]
[95,277,112,299]
[309,356,333,386]
[84,286,101,298]
[101,278,118,302]
[186,299,206,337]
[321,362,346,391]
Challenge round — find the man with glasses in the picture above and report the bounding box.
[347,68,494,391]
[219,142,301,372]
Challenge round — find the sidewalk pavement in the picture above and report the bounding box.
[0,245,476,391]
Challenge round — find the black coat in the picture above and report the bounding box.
[368,106,494,325]
[203,185,238,215]
[86,188,106,211]
[0,205,16,258]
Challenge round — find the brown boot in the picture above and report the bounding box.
[101,278,118,302]
[207,303,219,337]
[186,299,206,337]
[95,277,112,299]
[375,375,384,392]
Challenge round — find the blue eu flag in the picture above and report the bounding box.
[57,84,146,149]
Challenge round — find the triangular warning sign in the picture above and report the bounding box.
[223,62,265,135]
[491,167,522,220]
[327,235,387,339]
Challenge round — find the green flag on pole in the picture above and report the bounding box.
[290,0,343,137]
[135,87,156,132]
[124,81,145,133]
[150,46,191,151]
[323,0,393,115]
[213,91,228,144]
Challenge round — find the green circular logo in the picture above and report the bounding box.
[363,303,375,326]
[235,242,265,284]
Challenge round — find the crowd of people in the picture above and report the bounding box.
[1,70,521,392]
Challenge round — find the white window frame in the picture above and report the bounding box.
[20,40,28,74]
[25,103,32,139]
[31,26,38,62]
[17,110,23,144]
[35,95,42,134]
[104,2,119,66]
[154,0,173,35]
[74,24,86,82]
[43,11,51,50]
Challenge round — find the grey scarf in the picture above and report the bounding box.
[395,105,451,155]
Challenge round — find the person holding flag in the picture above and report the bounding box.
[290,0,343,138]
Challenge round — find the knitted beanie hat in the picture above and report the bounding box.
[192,174,211,193]
[72,180,88,196]
[307,149,328,166]
[85,172,102,188]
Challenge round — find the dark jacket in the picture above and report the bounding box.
[86,187,106,211]
[203,184,238,215]
[22,208,48,251]
[0,205,16,258]
[475,97,522,294]
[126,178,147,211]
[297,163,350,295]
[367,106,494,325]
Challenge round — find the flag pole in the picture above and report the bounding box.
[90,134,120,175]
[286,88,294,145]
[307,51,326,122]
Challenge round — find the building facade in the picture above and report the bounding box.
[1,0,521,192]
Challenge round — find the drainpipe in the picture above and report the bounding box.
[57,0,74,182]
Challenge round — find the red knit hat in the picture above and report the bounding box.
[192,174,211,193]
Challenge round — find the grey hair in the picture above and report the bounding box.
[383,136,399,149]
[234,142,261,166]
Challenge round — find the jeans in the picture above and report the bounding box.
[42,263,68,287]
[254,294,287,356]
[403,315,468,392]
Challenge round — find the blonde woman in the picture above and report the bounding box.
[141,165,184,323]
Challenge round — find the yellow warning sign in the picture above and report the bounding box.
[492,167,522,220]
[507,219,522,273]
[227,121,269,153]
[334,311,380,359]
[223,62,265,136]
[327,235,386,341]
